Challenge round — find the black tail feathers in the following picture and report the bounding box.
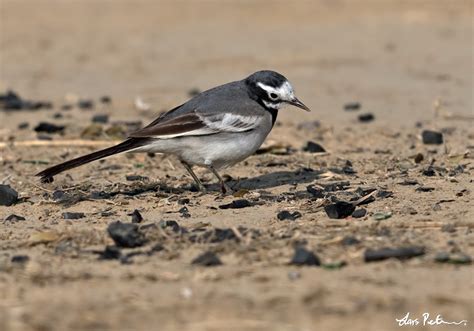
[36,138,148,183]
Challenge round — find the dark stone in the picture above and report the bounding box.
[92,114,109,123]
[398,179,419,186]
[90,191,112,199]
[422,166,436,176]
[324,201,355,219]
[129,209,143,223]
[352,208,367,218]
[303,141,326,153]
[179,206,191,218]
[422,130,443,145]
[62,212,85,220]
[78,99,94,109]
[107,221,146,248]
[159,220,181,233]
[219,199,253,209]
[322,181,350,192]
[52,190,66,201]
[100,96,111,103]
[61,104,73,111]
[125,175,149,181]
[18,122,29,129]
[306,185,325,198]
[98,246,121,260]
[191,251,222,266]
[344,102,361,111]
[375,190,393,199]
[364,246,425,262]
[277,210,302,221]
[149,244,164,254]
[188,88,201,97]
[289,247,320,266]
[53,112,63,119]
[0,90,23,109]
[358,113,375,123]
[416,186,435,192]
[414,153,424,164]
[0,91,51,110]
[341,236,360,246]
[11,255,30,263]
[34,122,65,134]
[5,214,25,222]
[0,185,18,206]
[178,198,190,205]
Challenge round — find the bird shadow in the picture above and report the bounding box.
[221,168,325,191]
[51,168,326,206]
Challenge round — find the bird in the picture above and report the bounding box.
[36,70,310,193]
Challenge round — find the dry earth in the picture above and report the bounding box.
[0,1,473,331]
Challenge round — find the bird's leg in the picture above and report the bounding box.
[181,161,206,192]
[208,166,232,194]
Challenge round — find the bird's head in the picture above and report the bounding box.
[245,70,310,112]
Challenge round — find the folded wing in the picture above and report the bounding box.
[129,110,262,139]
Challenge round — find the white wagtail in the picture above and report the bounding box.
[37,70,310,193]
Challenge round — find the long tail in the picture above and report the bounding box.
[36,138,150,183]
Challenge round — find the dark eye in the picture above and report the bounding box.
[269,93,278,100]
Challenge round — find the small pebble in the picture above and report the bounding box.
[100,96,111,103]
[125,175,149,182]
[188,88,201,97]
[191,251,222,267]
[373,211,392,220]
[159,220,181,232]
[398,179,419,186]
[78,99,94,109]
[422,130,443,145]
[414,153,424,164]
[364,246,425,262]
[351,208,367,218]
[422,167,436,176]
[92,114,109,124]
[98,246,122,260]
[62,212,85,220]
[34,122,65,134]
[107,221,146,248]
[324,201,355,219]
[18,122,29,129]
[219,199,253,209]
[129,209,143,223]
[179,206,191,218]
[0,185,18,206]
[358,113,375,123]
[341,236,360,246]
[416,186,435,192]
[5,214,26,222]
[303,141,326,153]
[434,252,471,265]
[11,255,30,264]
[344,102,361,111]
[289,247,320,266]
[277,210,302,221]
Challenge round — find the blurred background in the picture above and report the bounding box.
[1,0,472,127]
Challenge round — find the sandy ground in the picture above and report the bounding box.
[0,1,473,330]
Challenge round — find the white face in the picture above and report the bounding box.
[256,81,295,109]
